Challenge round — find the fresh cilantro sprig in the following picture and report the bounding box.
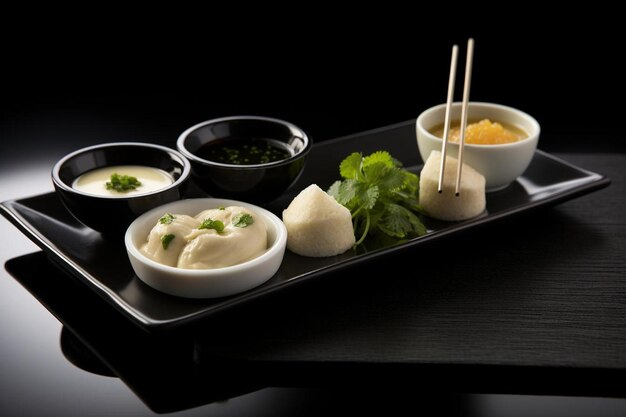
[105,173,142,192]
[327,151,426,246]
[199,218,225,233]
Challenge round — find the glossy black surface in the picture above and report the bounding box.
[52,142,190,235]
[1,121,609,332]
[5,249,491,414]
[4,252,261,413]
[177,116,311,203]
[8,250,626,416]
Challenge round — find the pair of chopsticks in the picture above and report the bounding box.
[438,38,475,196]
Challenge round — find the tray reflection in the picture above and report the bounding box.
[4,252,266,413]
[4,252,486,415]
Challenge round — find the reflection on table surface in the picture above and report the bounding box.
[5,252,258,413]
[5,250,626,416]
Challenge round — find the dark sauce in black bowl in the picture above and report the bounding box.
[196,138,293,165]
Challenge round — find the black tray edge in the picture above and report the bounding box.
[0,202,155,328]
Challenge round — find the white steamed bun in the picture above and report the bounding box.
[282,184,355,257]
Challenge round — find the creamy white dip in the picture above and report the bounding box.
[141,206,267,270]
[72,165,173,197]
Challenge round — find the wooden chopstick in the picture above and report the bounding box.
[455,38,475,196]
[438,44,459,194]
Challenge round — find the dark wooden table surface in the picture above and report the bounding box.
[1,121,625,415]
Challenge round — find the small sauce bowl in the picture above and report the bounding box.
[177,116,312,203]
[416,102,540,191]
[52,142,190,235]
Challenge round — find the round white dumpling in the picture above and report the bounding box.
[419,150,486,221]
[282,184,355,257]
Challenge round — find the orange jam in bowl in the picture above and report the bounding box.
[433,119,527,145]
[416,102,541,192]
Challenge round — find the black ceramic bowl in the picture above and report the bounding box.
[52,142,191,235]
[177,116,311,203]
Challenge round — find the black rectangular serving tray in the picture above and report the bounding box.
[0,121,610,332]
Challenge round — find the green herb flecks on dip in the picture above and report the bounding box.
[199,218,225,233]
[232,212,254,228]
[161,233,175,249]
[159,213,176,225]
[106,173,142,192]
[196,138,292,165]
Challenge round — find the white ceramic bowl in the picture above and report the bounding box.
[416,102,540,191]
[125,198,287,298]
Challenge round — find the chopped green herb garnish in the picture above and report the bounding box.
[161,233,175,249]
[199,218,225,233]
[232,213,254,228]
[327,151,426,247]
[218,206,225,210]
[159,213,175,224]
[105,173,142,192]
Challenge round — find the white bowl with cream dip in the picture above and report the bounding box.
[125,198,287,298]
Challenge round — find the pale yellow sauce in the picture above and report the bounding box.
[430,119,527,145]
[72,165,173,197]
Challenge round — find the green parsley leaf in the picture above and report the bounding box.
[199,218,225,233]
[362,161,387,184]
[218,207,225,210]
[327,151,426,247]
[159,213,175,225]
[105,173,142,192]
[161,234,175,249]
[327,181,342,201]
[361,185,379,210]
[378,203,420,238]
[402,170,420,194]
[339,180,361,206]
[363,150,393,168]
[378,166,406,192]
[232,213,254,228]
[339,152,363,180]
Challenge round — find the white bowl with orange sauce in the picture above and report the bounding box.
[416,102,540,191]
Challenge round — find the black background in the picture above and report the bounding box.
[2,11,624,152]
